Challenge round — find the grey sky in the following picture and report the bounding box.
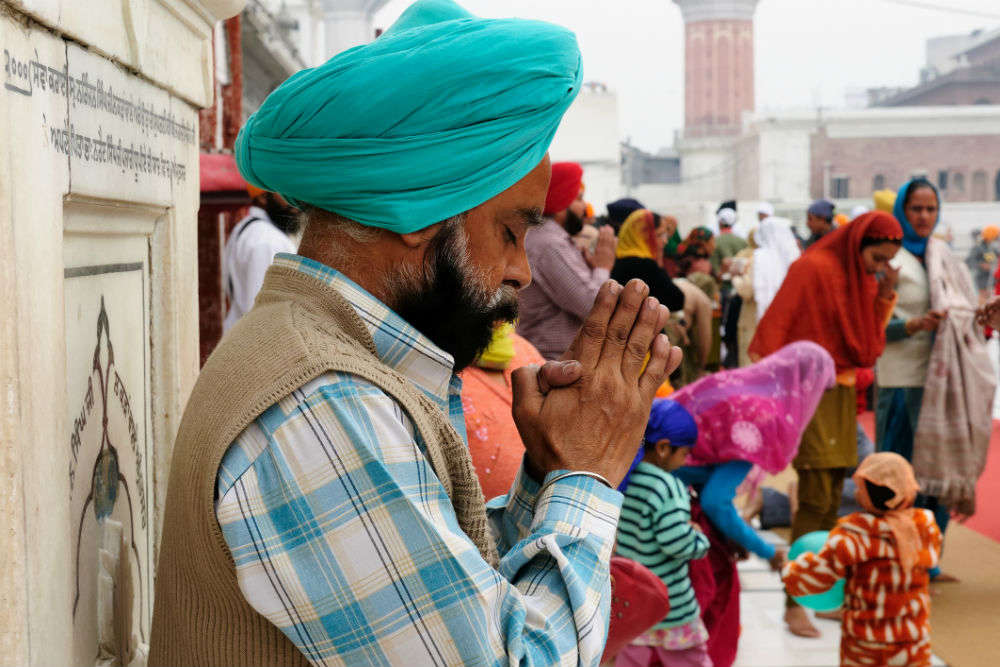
[375,0,998,152]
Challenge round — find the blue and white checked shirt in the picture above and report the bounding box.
[216,254,623,667]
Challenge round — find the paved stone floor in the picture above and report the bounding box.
[734,532,947,667]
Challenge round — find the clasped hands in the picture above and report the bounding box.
[512,279,683,487]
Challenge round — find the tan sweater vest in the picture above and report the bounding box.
[149,264,497,666]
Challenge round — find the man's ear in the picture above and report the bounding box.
[399,222,442,249]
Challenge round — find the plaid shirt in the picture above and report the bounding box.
[216,254,623,667]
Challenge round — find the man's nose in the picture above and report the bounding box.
[506,251,532,290]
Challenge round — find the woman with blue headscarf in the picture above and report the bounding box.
[876,179,995,582]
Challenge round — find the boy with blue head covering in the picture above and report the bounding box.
[616,399,713,667]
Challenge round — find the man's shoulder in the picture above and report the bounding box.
[727,235,749,251]
[216,370,409,499]
[529,227,589,276]
[526,220,570,251]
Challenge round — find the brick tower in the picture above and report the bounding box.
[674,0,759,137]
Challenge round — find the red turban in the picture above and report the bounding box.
[544,162,583,216]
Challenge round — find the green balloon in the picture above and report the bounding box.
[788,530,845,612]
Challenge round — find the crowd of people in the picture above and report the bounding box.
[149,2,1000,667]
[457,161,997,666]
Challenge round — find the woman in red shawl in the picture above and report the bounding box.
[748,211,904,638]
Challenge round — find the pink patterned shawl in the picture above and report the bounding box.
[672,341,836,473]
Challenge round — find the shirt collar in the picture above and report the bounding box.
[246,205,271,222]
[272,253,456,403]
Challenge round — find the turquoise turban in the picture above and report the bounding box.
[235,0,583,234]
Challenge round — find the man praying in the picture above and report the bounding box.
[149,2,680,666]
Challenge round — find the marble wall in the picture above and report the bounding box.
[0,2,243,665]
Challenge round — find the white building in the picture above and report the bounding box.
[548,82,626,215]
[274,0,392,62]
[923,28,1000,80]
[636,105,1000,245]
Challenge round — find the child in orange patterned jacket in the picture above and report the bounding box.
[782,452,942,667]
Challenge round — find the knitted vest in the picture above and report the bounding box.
[149,264,497,666]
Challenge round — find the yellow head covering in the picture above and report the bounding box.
[982,225,1000,242]
[873,189,897,213]
[475,322,516,370]
[616,209,657,260]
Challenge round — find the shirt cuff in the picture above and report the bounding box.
[531,470,623,549]
[593,267,611,283]
[756,541,777,560]
[487,462,541,529]
[886,317,909,342]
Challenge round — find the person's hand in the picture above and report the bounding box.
[769,548,788,572]
[976,295,1000,329]
[584,225,617,272]
[534,360,583,393]
[675,326,691,347]
[877,264,900,299]
[905,310,946,335]
[511,279,683,486]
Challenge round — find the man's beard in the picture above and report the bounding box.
[264,195,301,235]
[564,208,585,237]
[387,220,519,372]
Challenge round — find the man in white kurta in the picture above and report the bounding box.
[222,190,298,331]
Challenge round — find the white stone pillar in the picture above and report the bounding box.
[321,0,392,58]
[284,0,328,67]
[0,1,243,665]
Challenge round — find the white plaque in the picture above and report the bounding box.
[65,224,154,667]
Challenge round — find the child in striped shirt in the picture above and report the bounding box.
[782,452,942,667]
[615,399,712,667]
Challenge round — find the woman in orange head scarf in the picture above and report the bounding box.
[749,211,904,638]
